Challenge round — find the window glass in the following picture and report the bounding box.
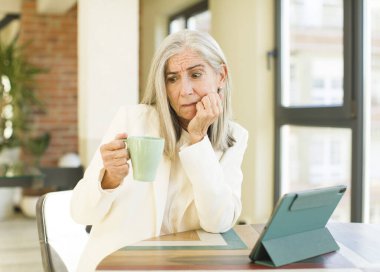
[369,0,380,223]
[169,17,186,34]
[281,125,351,221]
[283,0,344,107]
[188,10,211,33]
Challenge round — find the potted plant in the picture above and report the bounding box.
[0,36,49,219]
[0,36,48,171]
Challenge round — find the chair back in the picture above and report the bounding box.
[36,190,88,272]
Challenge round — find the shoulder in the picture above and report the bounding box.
[109,104,158,128]
[120,104,160,135]
[124,104,155,115]
[115,104,157,119]
[229,121,249,141]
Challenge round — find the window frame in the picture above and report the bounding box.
[167,0,208,33]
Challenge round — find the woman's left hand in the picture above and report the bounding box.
[188,92,223,144]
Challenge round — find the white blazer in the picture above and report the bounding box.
[71,104,248,272]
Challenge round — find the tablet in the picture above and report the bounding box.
[249,185,347,267]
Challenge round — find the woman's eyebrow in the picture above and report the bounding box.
[166,64,205,75]
[187,64,205,70]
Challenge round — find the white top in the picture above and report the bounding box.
[70,104,248,272]
[161,130,197,235]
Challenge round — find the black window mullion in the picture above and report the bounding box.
[350,0,365,222]
[278,107,352,122]
[274,0,283,202]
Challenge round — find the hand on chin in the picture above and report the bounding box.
[180,105,196,119]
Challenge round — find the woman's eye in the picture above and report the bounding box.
[167,77,177,83]
[192,72,202,79]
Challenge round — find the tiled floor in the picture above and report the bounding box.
[0,212,43,272]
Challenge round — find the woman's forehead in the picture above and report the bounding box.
[166,49,207,72]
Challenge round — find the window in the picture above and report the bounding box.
[280,125,351,221]
[168,1,210,34]
[283,0,344,107]
[275,0,366,222]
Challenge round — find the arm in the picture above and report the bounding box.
[70,107,129,225]
[179,124,248,233]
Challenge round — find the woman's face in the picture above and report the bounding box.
[165,49,225,128]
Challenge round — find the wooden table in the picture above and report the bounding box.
[97,223,380,271]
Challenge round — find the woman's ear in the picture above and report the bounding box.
[218,64,228,89]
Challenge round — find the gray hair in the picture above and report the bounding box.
[141,30,235,160]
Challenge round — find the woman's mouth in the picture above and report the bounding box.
[182,102,197,107]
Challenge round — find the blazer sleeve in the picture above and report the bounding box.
[70,106,129,225]
[178,123,249,233]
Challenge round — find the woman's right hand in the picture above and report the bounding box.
[100,133,130,189]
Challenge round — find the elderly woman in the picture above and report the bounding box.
[71,30,248,271]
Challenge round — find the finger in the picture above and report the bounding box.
[107,164,129,176]
[104,157,128,168]
[207,94,220,115]
[115,133,128,140]
[101,150,114,162]
[204,94,220,116]
[196,101,205,113]
[112,148,129,160]
[201,95,212,113]
[102,149,125,164]
[104,139,126,151]
[112,158,129,167]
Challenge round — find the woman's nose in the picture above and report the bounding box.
[180,78,193,96]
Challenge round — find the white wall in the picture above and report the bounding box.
[0,0,21,14]
[0,20,20,44]
[210,0,275,223]
[78,0,139,165]
[0,0,21,44]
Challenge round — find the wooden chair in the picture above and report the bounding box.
[36,190,88,272]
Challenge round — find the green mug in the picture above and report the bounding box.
[124,136,165,182]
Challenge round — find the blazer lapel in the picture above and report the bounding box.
[143,107,171,236]
[152,157,170,235]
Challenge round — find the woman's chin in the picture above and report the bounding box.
[178,113,195,125]
[179,109,196,119]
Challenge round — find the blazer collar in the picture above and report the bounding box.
[143,108,171,236]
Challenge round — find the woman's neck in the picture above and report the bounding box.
[179,118,189,131]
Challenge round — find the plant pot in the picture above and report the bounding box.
[19,195,39,218]
[0,188,16,220]
[20,187,53,218]
[0,147,21,165]
[0,147,21,220]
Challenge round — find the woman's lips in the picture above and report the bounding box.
[182,102,197,107]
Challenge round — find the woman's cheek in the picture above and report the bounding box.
[198,85,216,96]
